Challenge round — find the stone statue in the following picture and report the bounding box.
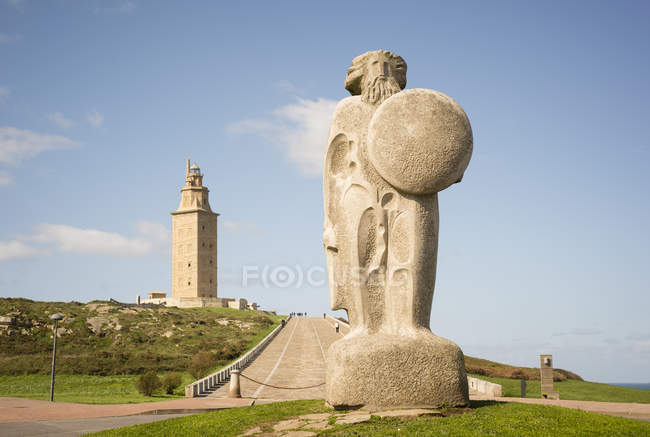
[323,50,473,409]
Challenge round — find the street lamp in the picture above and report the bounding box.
[49,313,63,402]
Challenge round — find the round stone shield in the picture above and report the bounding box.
[367,88,473,195]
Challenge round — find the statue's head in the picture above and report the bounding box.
[345,50,407,104]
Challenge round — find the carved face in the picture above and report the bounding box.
[344,50,407,97]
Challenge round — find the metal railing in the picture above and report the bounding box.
[185,314,292,398]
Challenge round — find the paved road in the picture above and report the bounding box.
[0,414,192,437]
[0,397,253,424]
[0,397,253,436]
[210,317,343,401]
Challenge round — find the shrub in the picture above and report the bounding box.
[189,351,215,379]
[555,368,583,381]
[510,369,528,380]
[466,365,486,376]
[135,372,161,396]
[162,372,182,395]
[218,342,242,361]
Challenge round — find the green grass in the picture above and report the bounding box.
[0,373,196,404]
[88,400,650,437]
[324,402,650,437]
[89,400,331,436]
[470,374,650,404]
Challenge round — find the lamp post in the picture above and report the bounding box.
[49,313,63,402]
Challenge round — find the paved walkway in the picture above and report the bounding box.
[472,394,650,421]
[0,397,253,423]
[210,316,343,400]
[0,413,192,437]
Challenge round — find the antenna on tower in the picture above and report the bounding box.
[186,158,190,177]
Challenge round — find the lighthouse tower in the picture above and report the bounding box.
[171,159,219,300]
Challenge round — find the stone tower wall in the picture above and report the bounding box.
[171,161,219,300]
[197,212,218,298]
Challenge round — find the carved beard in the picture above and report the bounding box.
[361,75,402,105]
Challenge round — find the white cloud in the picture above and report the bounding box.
[222,220,262,234]
[0,33,23,44]
[47,112,74,129]
[135,221,170,246]
[94,1,135,15]
[570,328,602,336]
[86,110,104,127]
[0,126,78,165]
[0,240,46,261]
[25,221,169,257]
[634,340,650,353]
[0,87,9,103]
[626,333,650,341]
[0,170,12,185]
[274,80,301,94]
[228,97,337,177]
[1,221,169,262]
[0,33,22,43]
[552,328,603,337]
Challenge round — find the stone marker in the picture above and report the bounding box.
[540,354,559,399]
[323,50,472,409]
[229,369,242,398]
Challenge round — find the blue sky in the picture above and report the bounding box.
[0,0,648,383]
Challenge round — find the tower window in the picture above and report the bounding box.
[188,262,191,268]
[209,259,212,265]
[202,242,205,247]
[209,244,213,249]
[202,225,205,230]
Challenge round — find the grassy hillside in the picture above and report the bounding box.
[0,298,282,376]
[2,299,646,406]
[465,355,582,382]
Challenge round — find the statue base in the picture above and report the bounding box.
[325,331,469,409]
